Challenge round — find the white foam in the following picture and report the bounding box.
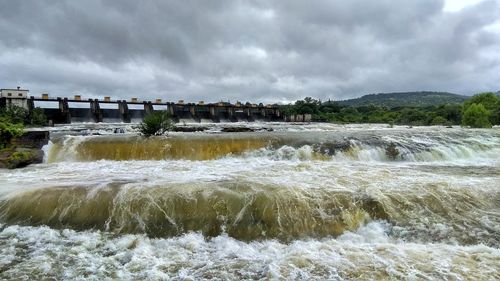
[1,124,499,279]
[0,223,499,280]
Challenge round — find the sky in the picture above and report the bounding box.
[1,0,499,104]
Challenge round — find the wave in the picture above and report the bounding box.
[44,130,500,163]
[0,182,380,241]
[1,179,497,245]
[44,134,274,162]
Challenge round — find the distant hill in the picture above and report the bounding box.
[337,91,469,108]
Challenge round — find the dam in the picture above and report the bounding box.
[1,93,288,124]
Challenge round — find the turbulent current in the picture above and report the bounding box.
[0,123,499,280]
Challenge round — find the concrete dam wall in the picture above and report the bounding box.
[18,96,285,124]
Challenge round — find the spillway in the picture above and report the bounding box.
[0,123,499,279]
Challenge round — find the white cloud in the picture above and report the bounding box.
[444,0,488,11]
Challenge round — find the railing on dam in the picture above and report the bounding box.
[3,95,285,124]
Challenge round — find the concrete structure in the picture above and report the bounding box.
[0,87,29,109]
[0,90,314,124]
[285,114,312,122]
[4,95,285,124]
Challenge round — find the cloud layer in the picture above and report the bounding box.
[1,0,499,103]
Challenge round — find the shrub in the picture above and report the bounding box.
[463,93,499,125]
[385,142,400,160]
[10,151,32,161]
[0,105,48,126]
[29,107,48,126]
[431,116,447,125]
[462,103,491,128]
[0,118,24,149]
[0,106,28,124]
[138,111,173,137]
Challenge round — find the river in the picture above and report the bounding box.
[0,123,499,280]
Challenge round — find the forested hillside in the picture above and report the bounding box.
[281,92,499,127]
[337,92,468,108]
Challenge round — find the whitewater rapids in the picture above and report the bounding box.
[0,123,499,280]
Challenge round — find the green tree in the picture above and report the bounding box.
[339,107,362,123]
[0,118,24,149]
[294,97,321,115]
[138,111,174,137]
[463,93,500,125]
[28,107,48,126]
[462,103,491,128]
[381,111,400,124]
[319,101,342,114]
[0,106,28,124]
[280,104,297,116]
[442,104,462,124]
[397,108,428,125]
[0,105,48,126]
[430,116,447,125]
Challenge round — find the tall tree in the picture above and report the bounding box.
[462,103,491,128]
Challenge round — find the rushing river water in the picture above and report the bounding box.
[0,123,499,280]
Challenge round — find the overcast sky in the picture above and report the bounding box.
[1,0,499,104]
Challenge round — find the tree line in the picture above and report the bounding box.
[0,106,47,149]
[281,93,500,128]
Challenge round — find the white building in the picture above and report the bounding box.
[0,87,29,108]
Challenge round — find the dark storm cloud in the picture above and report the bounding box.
[0,0,499,103]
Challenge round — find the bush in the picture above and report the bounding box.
[138,111,173,137]
[431,116,447,125]
[462,103,491,128]
[29,107,48,126]
[10,151,32,161]
[0,118,24,149]
[385,142,400,160]
[0,106,28,124]
[0,105,48,126]
[463,93,500,125]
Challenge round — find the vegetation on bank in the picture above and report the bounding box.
[1,105,48,149]
[138,111,174,137]
[0,106,47,127]
[0,106,48,168]
[0,119,24,149]
[462,92,499,128]
[281,92,500,128]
